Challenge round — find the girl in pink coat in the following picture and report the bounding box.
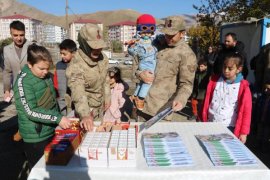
[103,67,126,123]
[200,52,252,144]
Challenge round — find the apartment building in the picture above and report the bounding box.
[43,24,67,44]
[69,18,103,44]
[0,14,43,42]
[108,21,136,51]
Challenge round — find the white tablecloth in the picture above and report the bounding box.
[28,122,270,180]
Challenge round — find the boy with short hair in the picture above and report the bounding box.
[53,39,77,115]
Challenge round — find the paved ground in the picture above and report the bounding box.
[1,68,270,180]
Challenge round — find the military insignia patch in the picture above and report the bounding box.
[168,20,172,27]
[165,19,172,28]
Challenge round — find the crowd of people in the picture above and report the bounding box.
[1,13,270,171]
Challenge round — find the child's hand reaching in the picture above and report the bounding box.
[125,40,135,45]
[59,116,71,129]
[125,39,138,46]
[239,134,247,144]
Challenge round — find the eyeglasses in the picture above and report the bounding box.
[139,25,156,32]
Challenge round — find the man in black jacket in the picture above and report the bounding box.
[213,32,249,79]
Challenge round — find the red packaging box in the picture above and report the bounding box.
[44,129,81,165]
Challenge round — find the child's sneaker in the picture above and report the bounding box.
[135,98,144,111]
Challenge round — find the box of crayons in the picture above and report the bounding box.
[44,130,80,165]
[55,118,85,142]
[44,118,83,165]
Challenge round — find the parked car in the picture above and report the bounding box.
[109,59,120,65]
[124,60,133,65]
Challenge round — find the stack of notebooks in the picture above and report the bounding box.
[142,132,193,167]
[196,133,257,166]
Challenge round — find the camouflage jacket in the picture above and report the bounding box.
[141,37,197,116]
[66,49,110,119]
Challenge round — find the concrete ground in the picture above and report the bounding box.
[1,67,270,180]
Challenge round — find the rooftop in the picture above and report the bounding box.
[0,14,32,20]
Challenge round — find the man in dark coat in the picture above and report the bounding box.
[213,32,249,79]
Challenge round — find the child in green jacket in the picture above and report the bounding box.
[13,44,71,170]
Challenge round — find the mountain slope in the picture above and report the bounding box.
[0,0,195,28]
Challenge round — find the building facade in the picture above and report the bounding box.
[0,14,43,42]
[42,24,67,44]
[69,18,103,44]
[108,21,136,51]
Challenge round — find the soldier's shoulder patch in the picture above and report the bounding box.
[187,64,196,73]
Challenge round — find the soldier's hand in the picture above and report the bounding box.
[139,70,154,84]
[59,116,71,129]
[80,115,94,131]
[172,101,183,112]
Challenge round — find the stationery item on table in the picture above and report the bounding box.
[142,132,193,167]
[96,121,133,132]
[108,128,137,167]
[79,132,111,167]
[139,107,173,132]
[44,130,80,165]
[196,133,258,166]
[78,126,137,167]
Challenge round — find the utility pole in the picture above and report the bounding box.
[65,0,69,38]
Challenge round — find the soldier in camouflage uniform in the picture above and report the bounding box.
[66,24,111,131]
[135,16,197,121]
